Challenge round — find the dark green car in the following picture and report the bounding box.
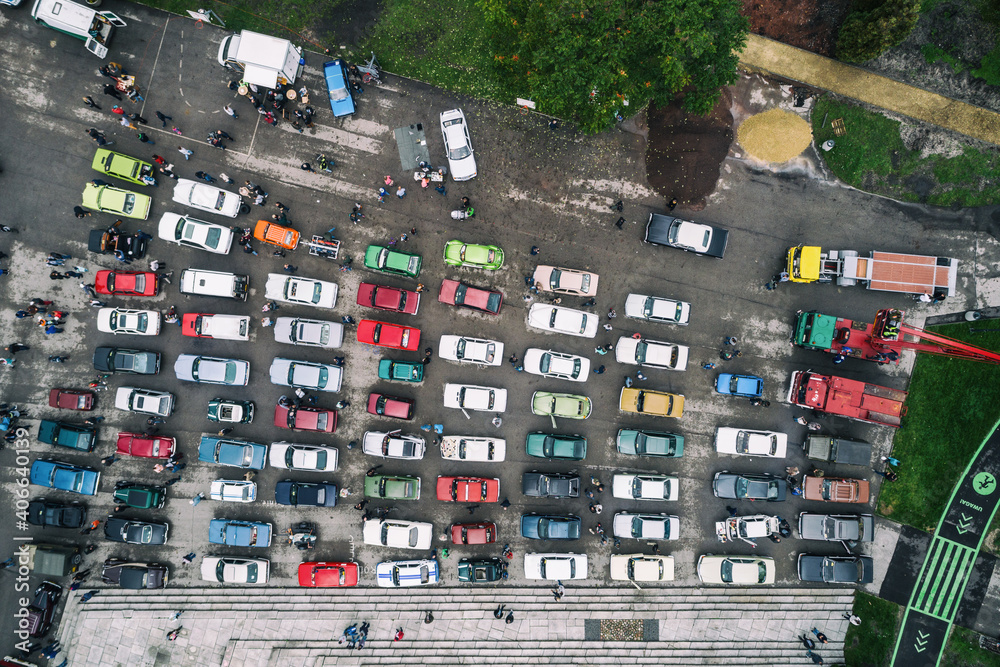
[378,359,424,383]
[364,245,422,278]
[38,420,96,452]
[616,429,684,458]
[457,557,507,583]
[112,482,166,509]
[363,475,420,500]
[525,432,587,461]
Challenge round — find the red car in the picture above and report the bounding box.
[95,270,159,297]
[366,393,414,420]
[357,320,421,351]
[438,279,503,315]
[356,283,420,315]
[115,432,176,459]
[436,476,501,503]
[48,389,95,411]
[451,521,497,545]
[273,402,337,433]
[297,561,359,587]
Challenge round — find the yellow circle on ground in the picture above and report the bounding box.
[737,108,813,163]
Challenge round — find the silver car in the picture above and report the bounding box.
[268,358,343,392]
[273,318,344,348]
[174,355,249,386]
[798,513,874,542]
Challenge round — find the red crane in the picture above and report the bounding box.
[868,309,1000,365]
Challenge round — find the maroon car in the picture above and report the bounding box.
[356,282,420,315]
[116,432,176,459]
[366,393,414,420]
[274,402,337,433]
[48,389,95,411]
[438,279,503,315]
[450,521,497,545]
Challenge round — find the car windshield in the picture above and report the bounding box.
[204,227,221,248]
[214,191,226,211]
[720,560,734,583]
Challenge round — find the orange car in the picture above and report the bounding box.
[253,220,299,250]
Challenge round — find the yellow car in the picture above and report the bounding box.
[619,387,684,418]
[82,183,151,220]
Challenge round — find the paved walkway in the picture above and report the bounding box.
[58,586,853,666]
[738,34,1000,146]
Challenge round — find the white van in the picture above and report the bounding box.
[31,0,126,58]
[180,269,249,301]
[217,30,304,88]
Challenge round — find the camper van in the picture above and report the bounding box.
[31,0,126,58]
[217,30,304,89]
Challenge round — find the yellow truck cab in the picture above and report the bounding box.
[31,0,126,58]
[786,245,821,283]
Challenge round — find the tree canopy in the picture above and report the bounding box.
[479,0,749,133]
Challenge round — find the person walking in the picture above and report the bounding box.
[881,455,901,466]
[167,628,182,641]
[103,84,122,100]
[874,468,898,482]
[101,455,119,466]
[137,132,155,145]
[178,146,192,160]
[5,344,29,354]
[283,264,298,273]
[393,628,404,642]
[811,628,828,644]
[844,612,862,625]
[128,112,147,125]
[505,610,514,624]
[223,104,238,118]
[300,162,316,173]
[195,171,216,183]
[79,590,98,602]
[156,111,172,127]
[83,95,100,109]
[494,604,506,619]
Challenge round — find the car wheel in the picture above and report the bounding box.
[71,553,83,565]
[239,203,251,215]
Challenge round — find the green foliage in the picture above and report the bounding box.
[942,627,1000,667]
[979,0,1000,26]
[131,0,341,40]
[837,0,921,62]
[812,97,906,182]
[973,43,1000,85]
[877,321,1000,531]
[844,592,901,667]
[921,43,967,73]
[476,0,749,133]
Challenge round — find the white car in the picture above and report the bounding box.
[624,293,691,325]
[612,513,680,541]
[97,308,160,336]
[268,442,338,472]
[269,358,343,392]
[610,554,675,582]
[439,336,504,366]
[200,556,269,584]
[523,553,588,580]
[614,337,689,371]
[612,474,679,501]
[363,519,433,550]
[273,318,344,348]
[186,314,250,341]
[376,559,440,588]
[527,304,598,338]
[264,274,338,310]
[440,108,476,181]
[697,555,775,585]
[523,349,590,382]
[172,179,244,218]
[157,212,234,254]
[532,266,599,296]
[362,431,426,460]
[715,428,788,458]
[174,355,250,386]
[209,480,257,503]
[114,387,174,417]
[443,383,508,412]
[440,436,506,461]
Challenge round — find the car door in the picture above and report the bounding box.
[101,11,128,27]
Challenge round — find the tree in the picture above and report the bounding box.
[836,0,921,63]
[479,0,749,133]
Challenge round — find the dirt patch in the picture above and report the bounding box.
[739,0,852,57]
[309,0,384,52]
[645,90,735,210]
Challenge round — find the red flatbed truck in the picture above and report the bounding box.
[786,370,907,428]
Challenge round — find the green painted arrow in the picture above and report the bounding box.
[957,514,974,534]
[915,631,929,653]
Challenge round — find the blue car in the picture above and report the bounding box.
[715,373,764,398]
[30,460,100,496]
[324,59,355,117]
[208,519,273,547]
[520,514,582,540]
[198,436,267,470]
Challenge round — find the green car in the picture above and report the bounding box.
[458,557,507,583]
[112,482,166,509]
[207,399,255,423]
[378,359,425,383]
[82,183,152,220]
[616,429,684,458]
[364,475,421,500]
[364,245,422,278]
[531,391,592,420]
[443,240,504,270]
[525,432,587,460]
[92,149,155,185]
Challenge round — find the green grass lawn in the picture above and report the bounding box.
[844,592,902,667]
[877,320,1000,531]
[812,97,1000,207]
[942,627,1000,666]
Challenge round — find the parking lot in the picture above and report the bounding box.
[3,0,1000,661]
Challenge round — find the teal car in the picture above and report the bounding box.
[364,475,421,500]
[378,359,425,383]
[525,432,587,460]
[364,245,422,278]
[531,391,592,420]
[82,183,151,220]
[92,149,155,185]
[443,240,504,270]
[112,482,166,509]
[616,429,684,458]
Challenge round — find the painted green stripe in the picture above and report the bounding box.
[927,542,962,617]
[937,547,975,619]
[916,540,949,611]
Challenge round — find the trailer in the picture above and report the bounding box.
[803,435,872,467]
[787,370,907,428]
[786,245,958,297]
[217,30,304,89]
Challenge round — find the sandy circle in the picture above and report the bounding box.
[737,108,813,163]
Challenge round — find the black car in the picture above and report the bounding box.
[101,558,168,589]
[522,472,581,498]
[797,554,874,584]
[27,499,86,529]
[25,581,62,637]
[274,480,338,507]
[88,227,148,259]
[103,516,169,545]
[644,213,728,259]
[93,347,161,375]
[712,471,787,501]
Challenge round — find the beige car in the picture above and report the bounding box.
[697,555,775,585]
[532,266,599,296]
[610,554,674,582]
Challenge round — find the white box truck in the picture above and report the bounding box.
[217,30,304,89]
[31,0,126,58]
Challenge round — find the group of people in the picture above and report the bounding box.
[339,621,371,650]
